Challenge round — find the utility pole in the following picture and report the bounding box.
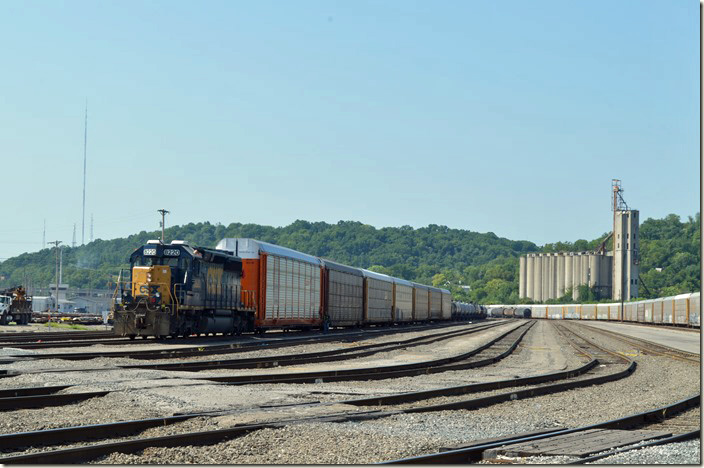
[157,209,170,243]
[48,241,62,312]
[42,219,46,249]
[90,213,94,242]
[72,224,77,248]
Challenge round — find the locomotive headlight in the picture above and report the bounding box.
[147,274,152,282]
[155,292,161,298]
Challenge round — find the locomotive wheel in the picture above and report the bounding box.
[141,335,148,340]
[128,334,136,340]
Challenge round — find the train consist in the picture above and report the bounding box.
[453,302,487,321]
[112,238,486,339]
[487,306,532,319]
[488,291,700,327]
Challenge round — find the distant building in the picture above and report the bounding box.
[519,251,613,301]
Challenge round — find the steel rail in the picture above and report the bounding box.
[203,321,533,385]
[121,322,505,372]
[0,357,655,464]
[382,394,700,464]
[0,321,654,464]
[0,323,522,411]
[5,321,468,349]
[576,323,700,364]
[1,321,476,359]
[0,330,115,343]
[568,429,701,464]
[0,323,501,381]
[0,391,110,411]
[0,356,595,455]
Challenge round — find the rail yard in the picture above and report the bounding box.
[0,316,698,464]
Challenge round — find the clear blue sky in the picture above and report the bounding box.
[0,0,699,261]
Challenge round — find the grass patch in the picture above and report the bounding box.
[43,322,89,330]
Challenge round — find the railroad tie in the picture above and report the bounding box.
[483,429,672,459]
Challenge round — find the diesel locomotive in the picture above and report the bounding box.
[113,240,256,339]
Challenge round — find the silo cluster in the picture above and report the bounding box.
[519,252,612,301]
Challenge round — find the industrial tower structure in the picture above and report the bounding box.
[518,180,640,302]
[611,179,639,301]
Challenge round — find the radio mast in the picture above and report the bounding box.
[81,100,88,245]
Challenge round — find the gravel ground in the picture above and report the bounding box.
[95,410,558,464]
[0,321,491,362]
[3,322,482,357]
[90,321,699,464]
[0,320,699,464]
[589,438,701,464]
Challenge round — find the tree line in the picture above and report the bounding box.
[0,213,698,304]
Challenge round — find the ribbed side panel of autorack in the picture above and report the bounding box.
[392,278,414,322]
[361,269,393,323]
[428,287,443,320]
[412,283,429,321]
[321,259,364,327]
[216,238,323,330]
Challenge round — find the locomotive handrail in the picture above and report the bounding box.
[172,283,182,316]
[241,289,256,310]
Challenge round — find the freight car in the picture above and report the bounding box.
[451,302,486,321]
[112,238,486,338]
[512,291,700,327]
[485,305,532,319]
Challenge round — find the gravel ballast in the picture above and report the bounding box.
[0,320,698,464]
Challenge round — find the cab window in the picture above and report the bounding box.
[133,255,156,267]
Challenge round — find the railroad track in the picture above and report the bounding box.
[0,319,648,463]
[0,322,520,410]
[383,395,700,464]
[122,321,505,372]
[0,321,473,350]
[0,330,116,343]
[381,322,698,464]
[574,323,700,365]
[0,324,499,377]
[0,321,475,359]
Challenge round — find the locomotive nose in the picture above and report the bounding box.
[132,266,172,305]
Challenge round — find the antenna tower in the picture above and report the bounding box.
[82,100,88,245]
[611,179,628,212]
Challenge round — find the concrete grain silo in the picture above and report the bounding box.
[565,253,574,296]
[534,255,543,302]
[557,253,566,298]
[526,255,535,299]
[519,256,526,298]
